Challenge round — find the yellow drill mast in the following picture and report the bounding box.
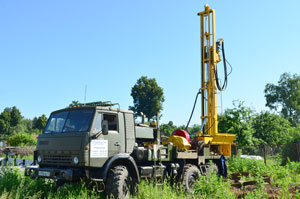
[197,5,235,156]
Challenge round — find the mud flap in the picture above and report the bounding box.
[218,155,227,177]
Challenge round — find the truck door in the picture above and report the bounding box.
[89,111,125,167]
[103,112,125,155]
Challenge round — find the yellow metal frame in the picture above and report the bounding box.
[197,5,236,156]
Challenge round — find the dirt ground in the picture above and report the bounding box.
[230,172,300,198]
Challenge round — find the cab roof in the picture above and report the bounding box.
[52,106,134,114]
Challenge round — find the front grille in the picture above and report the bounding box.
[43,155,72,166]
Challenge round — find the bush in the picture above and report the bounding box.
[228,155,268,175]
[281,129,300,165]
[194,171,234,199]
[6,133,37,146]
[0,167,98,199]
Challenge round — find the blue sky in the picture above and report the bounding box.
[0,0,300,126]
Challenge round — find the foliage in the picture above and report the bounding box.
[160,121,177,137]
[218,101,257,148]
[265,73,300,126]
[252,111,291,146]
[228,155,300,186]
[10,107,23,127]
[0,106,23,135]
[281,127,300,164]
[22,119,34,131]
[134,180,187,199]
[189,124,201,136]
[0,106,46,144]
[228,155,268,175]
[160,121,200,138]
[69,101,80,106]
[32,114,48,131]
[0,158,300,199]
[194,172,234,199]
[0,167,99,199]
[130,76,165,122]
[6,132,37,146]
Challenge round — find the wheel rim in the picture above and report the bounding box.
[123,179,129,198]
[188,174,196,189]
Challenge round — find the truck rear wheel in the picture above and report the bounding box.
[207,163,219,174]
[182,164,201,193]
[105,165,133,199]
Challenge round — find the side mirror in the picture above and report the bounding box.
[102,120,109,135]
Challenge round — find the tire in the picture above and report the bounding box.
[105,165,133,199]
[207,163,219,174]
[55,179,66,190]
[182,164,201,193]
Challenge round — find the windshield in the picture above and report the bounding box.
[44,109,94,134]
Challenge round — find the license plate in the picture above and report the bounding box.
[38,171,50,177]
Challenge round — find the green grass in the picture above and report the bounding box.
[0,156,299,199]
[1,155,33,161]
[228,155,300,186]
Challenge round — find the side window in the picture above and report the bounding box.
[94,113,102,132]
[103,114,118,131]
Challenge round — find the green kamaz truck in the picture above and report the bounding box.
[25,102,234,198]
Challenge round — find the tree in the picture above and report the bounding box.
[0,109,11,134]
[0,106,23,135]
[281,127,300,164]
[69,101,80,106]
[188,124,201,137]
[33,114,48,131]
[252,111,291,163]
[23,119,33,131]
[253,111,291,147]
[160,121,177,137]
[10,106,22,126]
[130,76,165,122]
[218,101,257,148]
[264,73,300,126]
[0,119,10,135]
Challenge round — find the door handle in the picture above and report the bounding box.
[114,142,120,146]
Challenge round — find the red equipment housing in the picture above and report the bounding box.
[172,129,191,143]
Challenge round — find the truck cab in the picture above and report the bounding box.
[36,105,136,166]
[26,105,142,197]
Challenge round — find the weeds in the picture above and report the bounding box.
[0,157,299,198]
[194,171,234,199]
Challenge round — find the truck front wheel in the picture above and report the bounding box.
[182,164,201,193]
[105,165,133,199]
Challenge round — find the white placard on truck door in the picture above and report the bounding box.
[90,140,108,158]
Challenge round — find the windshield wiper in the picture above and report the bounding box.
[92,130,103,139]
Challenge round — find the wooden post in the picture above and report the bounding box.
[263,145,267,165]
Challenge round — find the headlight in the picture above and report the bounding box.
[37,155,42,163]
[73,156,79,165]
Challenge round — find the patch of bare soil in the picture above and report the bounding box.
[230,172,300,198]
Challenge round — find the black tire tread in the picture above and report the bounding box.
[182,164,201,193]
[105,165,130,199]
[206,163,219,174]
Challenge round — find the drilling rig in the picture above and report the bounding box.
[196,4,236,157]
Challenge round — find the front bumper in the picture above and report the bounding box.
[25,166,82,181]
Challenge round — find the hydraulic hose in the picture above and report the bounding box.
[185,90,201,130]
[185,41,231,130]
[215,41,228,91]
